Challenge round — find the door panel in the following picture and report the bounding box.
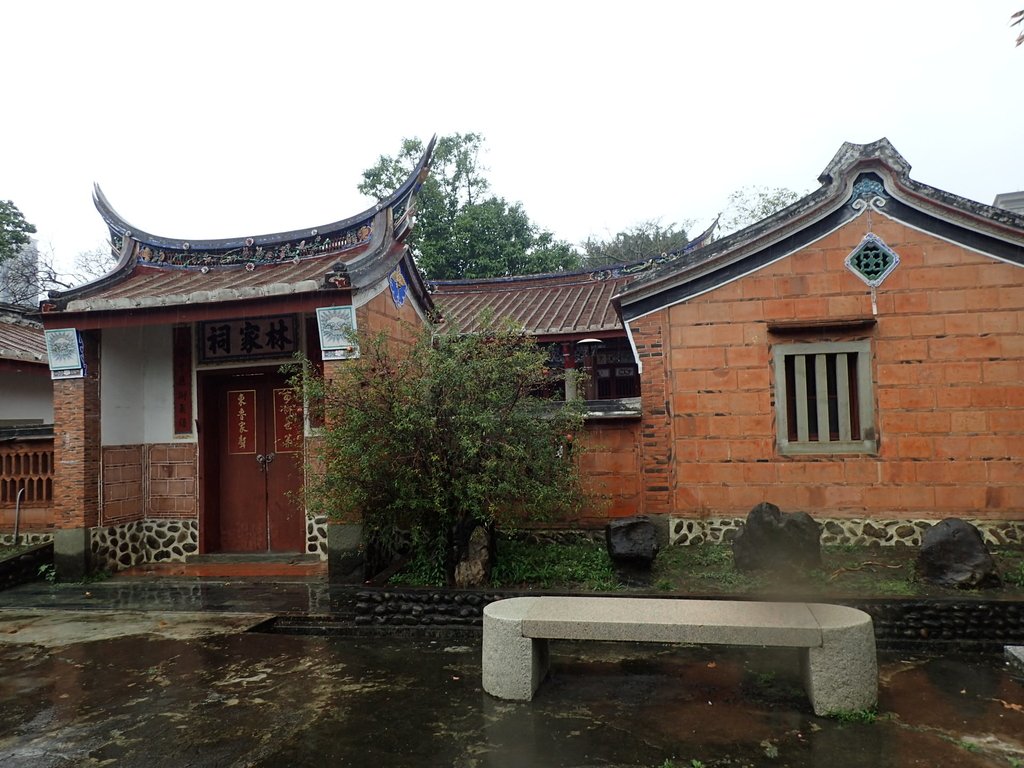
[211,372,304,553]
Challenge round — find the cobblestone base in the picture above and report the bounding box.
[91,519,199,571]
[307,514,328,559]
[0,532,53,546]
[668,517,1024,547]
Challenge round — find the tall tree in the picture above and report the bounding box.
[0,201,37,264]
[360,134,579,280]
[720,186,801,234]
[580,219,690,268]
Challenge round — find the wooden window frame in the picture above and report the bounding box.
[772,340,877,456]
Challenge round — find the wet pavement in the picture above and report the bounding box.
[0,579,1022,767]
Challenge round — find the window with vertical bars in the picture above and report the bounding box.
[773,341,876,455]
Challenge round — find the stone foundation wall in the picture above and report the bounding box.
[0,532,52,547]
[90,519,198,571]
[668,516,1024,547]
[306,513,328,559]
[349,588,1024,650]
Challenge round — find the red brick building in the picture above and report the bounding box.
[614,139,1024,546]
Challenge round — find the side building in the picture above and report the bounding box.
[614,138,1024,546]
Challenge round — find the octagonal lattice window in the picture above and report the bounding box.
[845,233,900,287]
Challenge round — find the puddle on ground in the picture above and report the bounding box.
[0,627,1021,767]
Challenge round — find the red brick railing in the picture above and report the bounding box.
[0,438,54,530]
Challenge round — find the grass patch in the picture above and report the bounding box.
[831,707,878,724]
[490,540,618,590]
[0,545,30,560]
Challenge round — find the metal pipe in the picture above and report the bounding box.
[13,487,24,546]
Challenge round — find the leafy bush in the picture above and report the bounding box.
[293,319,586,585]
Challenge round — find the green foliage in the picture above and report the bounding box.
[488,540,618,590]
[580,219,690,268]
[37,563,56,583]
[360,134,579,279]
[720,185,800,234]
[0,200,36,264]
[295,319,586,585]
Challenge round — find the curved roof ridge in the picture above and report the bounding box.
[92,136,436,253]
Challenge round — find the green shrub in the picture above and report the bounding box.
[293,319,586,585]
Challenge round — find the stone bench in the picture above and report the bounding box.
[482,596,877,716]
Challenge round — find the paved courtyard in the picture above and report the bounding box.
[0,581,1022,767]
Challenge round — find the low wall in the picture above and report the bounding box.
[350,588,1024,650]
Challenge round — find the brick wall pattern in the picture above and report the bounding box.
[648,216,1024,521]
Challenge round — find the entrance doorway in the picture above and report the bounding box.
[199,368,305,553]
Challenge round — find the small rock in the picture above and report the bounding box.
[605,516,659,567]
[917,518,1000,589]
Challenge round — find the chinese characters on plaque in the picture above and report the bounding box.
[198,315,299,364]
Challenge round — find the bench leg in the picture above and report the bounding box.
[482,606,549,701]
[800,621,878,716]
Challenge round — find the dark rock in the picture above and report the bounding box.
[732,502,822,573]
[604,516,659,567]
[917,518,1001,589]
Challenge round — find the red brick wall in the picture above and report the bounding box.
[101,445,145,525]
[357,286,422,346]
[147,443,198,519]
[578,420,641,522]
[631,316,675,516]
[52,332,101,529]
[652,216,1024,521]
[100,443,197,524]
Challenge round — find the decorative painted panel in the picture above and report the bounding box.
[315,306,358,361]
[45,328,85,378]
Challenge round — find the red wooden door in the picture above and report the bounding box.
[216,372,304,553]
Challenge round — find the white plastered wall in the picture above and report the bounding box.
[100,325,179,445]
[0,370,53,424]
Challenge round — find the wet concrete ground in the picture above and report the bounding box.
[0,580,1022,767]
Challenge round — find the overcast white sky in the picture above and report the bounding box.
[3,1,1022,270]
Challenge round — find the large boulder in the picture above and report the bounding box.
[732,502,822,573]
[917,518,1000,589]
[605,516,659,568]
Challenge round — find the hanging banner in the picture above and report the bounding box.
[273,388,303,453]
[227,389,256,455]
[172,326,193,435]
